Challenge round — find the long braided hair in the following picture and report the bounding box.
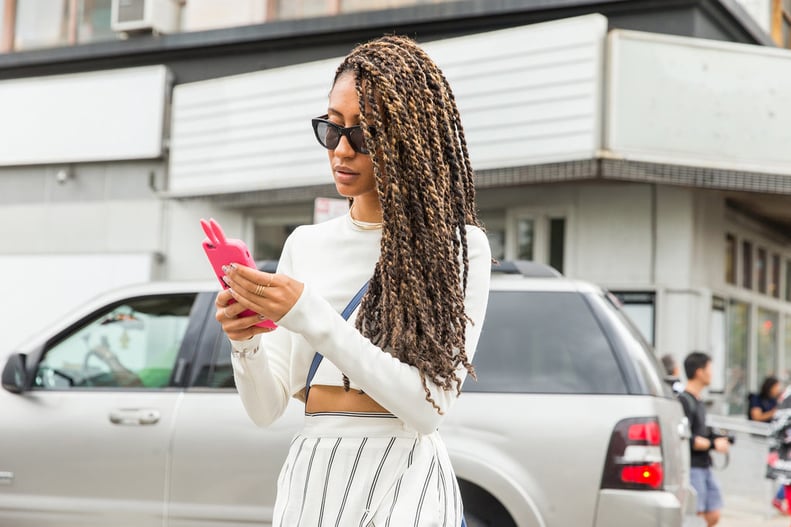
[335,35,482,413]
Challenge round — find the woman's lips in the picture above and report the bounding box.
[334,167,359,184]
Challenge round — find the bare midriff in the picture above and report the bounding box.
[305,385,390,414]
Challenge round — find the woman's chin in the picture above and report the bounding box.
[334,183,355,198]
[334,180,371,199]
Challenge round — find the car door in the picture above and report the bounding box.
[0,292,199,527]
[167,292,303,527]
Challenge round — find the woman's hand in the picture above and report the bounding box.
[214,265,304,341]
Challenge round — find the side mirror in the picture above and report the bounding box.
[2,353,29,394]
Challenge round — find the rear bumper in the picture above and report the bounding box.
[595,489,682,527]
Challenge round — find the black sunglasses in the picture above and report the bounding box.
[311,115,373,155]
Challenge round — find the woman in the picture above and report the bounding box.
[749,376,789,514]
[215,35,490,526]
[751,376,782,422]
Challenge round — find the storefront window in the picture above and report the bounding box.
[725,300,749,416]
[253,223,300,261]
[710,298,727,392]
[772,253,781,298]
[742,240,753,289]
[757,247,768,294]
[478,211,505,261]
[756,308,779,390]
[612,292,655,345]
[77,0,114,44]
[787,261,791,301]
[549,218,565,274]
[252,205,312,261]
[14,0,70,50]
[517,218,535,260]
[725,234,736,285]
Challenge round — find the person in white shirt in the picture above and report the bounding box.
[215,35,491,526]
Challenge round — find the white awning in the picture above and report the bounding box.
[0,65,170,166]
[168,14,607,196]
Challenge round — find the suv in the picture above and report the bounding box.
[1,261,690,526]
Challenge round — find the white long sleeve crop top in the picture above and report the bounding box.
[230,212,491,435]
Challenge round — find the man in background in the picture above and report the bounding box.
[661,354,683,394]
[679,352,730,527]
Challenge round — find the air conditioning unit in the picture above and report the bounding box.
[111,0,181,34]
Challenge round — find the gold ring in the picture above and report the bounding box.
[254,275,275,297]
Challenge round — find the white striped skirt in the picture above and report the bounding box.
[272,412,463,527]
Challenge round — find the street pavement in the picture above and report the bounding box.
[717,494,788,527]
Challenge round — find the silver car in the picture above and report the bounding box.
[0,262,690,526]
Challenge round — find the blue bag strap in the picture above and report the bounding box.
[304,281,369,402]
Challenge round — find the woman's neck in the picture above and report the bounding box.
[351,200,383,224]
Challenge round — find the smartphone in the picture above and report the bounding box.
[200,218,277,330]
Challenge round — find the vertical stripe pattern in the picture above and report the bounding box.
[272,413,462,526]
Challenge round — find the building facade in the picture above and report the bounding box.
[1,0,790,416]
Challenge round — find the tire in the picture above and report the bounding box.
[458,479,517,527]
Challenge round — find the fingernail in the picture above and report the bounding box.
[222,265,229,274]
[258,314,266,320]
[222,275,230,285]
[228,287,235,295]
[229,263,238,270]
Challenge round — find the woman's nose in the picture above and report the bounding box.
[334,134,356,157]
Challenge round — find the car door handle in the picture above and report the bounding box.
[109,408,161,426]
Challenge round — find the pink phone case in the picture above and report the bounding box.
[200,218,277,329]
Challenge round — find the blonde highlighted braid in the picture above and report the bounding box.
[334,35,483,413]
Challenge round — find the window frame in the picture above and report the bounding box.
[505,206,572,274]
[30,293,202,392]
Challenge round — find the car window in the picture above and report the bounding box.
[34,294,196,390]
[193,332,236,389]
[467,291,628,394]
[595,292,667,397]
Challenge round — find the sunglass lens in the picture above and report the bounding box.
[349,128,368,154]
[315,121,339,150]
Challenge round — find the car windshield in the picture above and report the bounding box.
[466,291,628,394]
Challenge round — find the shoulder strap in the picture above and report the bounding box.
[678,390,695,413]
[304,281,369,402]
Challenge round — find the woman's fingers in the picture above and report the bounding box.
[214,292,256,328]
[225,267,274,300]
[223,315,277,341]
[223,265,304,322]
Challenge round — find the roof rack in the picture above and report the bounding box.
[491,260,563,278]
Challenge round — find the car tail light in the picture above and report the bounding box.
[601,417,664,491]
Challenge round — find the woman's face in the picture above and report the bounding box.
[326,72,377,204]
[771,381,783,400]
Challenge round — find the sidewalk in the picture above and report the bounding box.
[719,510,787,527]
[717,494,788,527]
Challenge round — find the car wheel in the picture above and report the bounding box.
[458,479,516,527]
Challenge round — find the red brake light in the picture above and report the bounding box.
[601,417,664,491]
[621,463,663,489]
[627,421,661,445]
